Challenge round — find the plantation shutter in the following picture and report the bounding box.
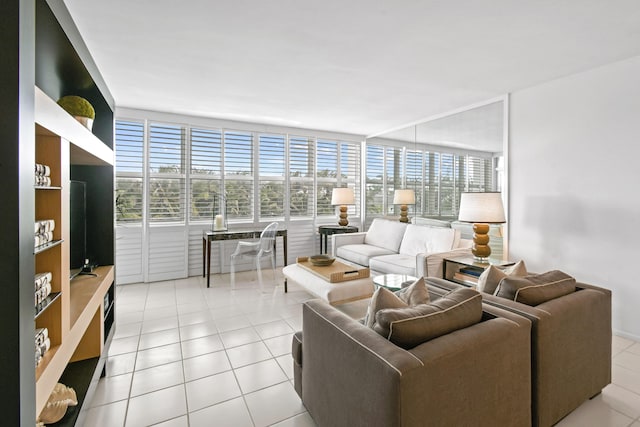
[224,130,253,220]
[339,142,361,217]
[467,155,493,192]
[148,123,186,222]
[365,145,384,221]
[439,153,455,217]
[190,128,222,221]
[405,149,423,216]
[289,136,315,218]
[316,139,338,216]
[259,134,285,218]
[115,120,144,223]
[385,147,402,216]
[424,152,440,216]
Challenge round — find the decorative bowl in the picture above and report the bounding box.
[309,254,336,267]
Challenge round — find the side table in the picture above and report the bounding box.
[443,256,514,287]
[318,225,358,254]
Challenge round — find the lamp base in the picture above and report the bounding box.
[471,223,492,260]
[338,205,349,226]
[399,204,409,223]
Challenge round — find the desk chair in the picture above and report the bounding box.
[230,222,279,291]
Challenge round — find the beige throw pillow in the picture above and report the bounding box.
[374,288,482,349]
[364,278,430,328]
[494,270,576,305]
[476,260,527,294]
[364,287,407,328]
[395,277,430,306]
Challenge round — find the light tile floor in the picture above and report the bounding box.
[86,269,640,426]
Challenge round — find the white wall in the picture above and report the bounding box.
[508,55,640,340]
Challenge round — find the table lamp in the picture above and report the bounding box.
[393,189,415,223]
[331,188,355,226]
[458,192,506,261]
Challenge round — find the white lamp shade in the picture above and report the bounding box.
[393,189,415,205]
[458,192,506,223]
[331,187,355,205]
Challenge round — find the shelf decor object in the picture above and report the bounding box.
[393,189,415,223]
[37,383,78,424]
[331,187,355,226]
[458,192,506,261]
[212,193,227,231]
[56,95,95,131]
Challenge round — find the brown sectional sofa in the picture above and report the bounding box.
[425,277,612,427]
[293,293,532,427]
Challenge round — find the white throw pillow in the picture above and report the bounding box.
[364,219,408,252]
[398,225,456,256]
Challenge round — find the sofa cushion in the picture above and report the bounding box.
[373,288,483,349]
[398,225,456,256]
[477,260,527,294]
[336,244,396,267]
[364,219,407,252]
[369,254,416,275]
[494,270,576,306]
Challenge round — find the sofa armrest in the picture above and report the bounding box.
[330,231,367,256]
[416,247,472,277]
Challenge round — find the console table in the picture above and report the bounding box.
[318,225,358,254]
[202,228,288,289]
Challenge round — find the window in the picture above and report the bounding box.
[148,123,186,222]
[365,145,384,217]
[190,128,222,221]
[115,118,361,225]
[340,142,361,217]
[115,120,144,223]
[366,142,494,220]
[259,134,285,219]
[316,139,361,218]
[224,131,253,220]
[316,139,337,216]
[289,136,314,218]
[365,145,402,218]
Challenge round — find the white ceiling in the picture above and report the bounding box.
[64,0,640,139]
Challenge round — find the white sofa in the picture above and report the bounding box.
[331,218,472,277]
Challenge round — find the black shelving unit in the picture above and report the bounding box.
[1,1,116,425]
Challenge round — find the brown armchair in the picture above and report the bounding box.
[293,295,532,427]
[426,277,612,427]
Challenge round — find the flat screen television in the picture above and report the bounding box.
[69,180,86,278]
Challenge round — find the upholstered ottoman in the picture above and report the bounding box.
[283,264,374,305]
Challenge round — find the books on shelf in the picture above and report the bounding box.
[35,271,52,307]
[34,220,55,248]
[35,327,50,367]
[459,267,483,277]
[35,162,51,187]
[453,272,479,286]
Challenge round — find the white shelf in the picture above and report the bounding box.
[35,86,114,167]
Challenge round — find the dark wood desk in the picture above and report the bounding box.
[318,225,359,254]
[202,229,288,289]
